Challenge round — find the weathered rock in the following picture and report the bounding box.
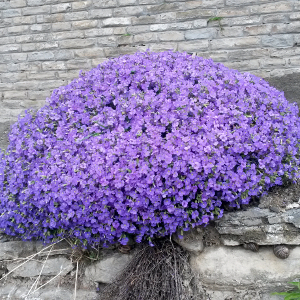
[0,280,98,300]
[23,288,98,300]
[172,227,204,254]
[190,245,300,300]
[7,256,73,278]
[85,252,132,284]
[35,240,73,257]
[0,241,35,260]
[215,207,300,246]
[25,287,73,300]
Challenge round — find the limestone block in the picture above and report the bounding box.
[85,252,132,283]
[90,9,113,19]
[185,28,217,40]
[158,31,184,41]
[64,12,89,21]
[7,257,73,277]
[22,6,50,15]
[21,288,97,300]
[102,17,131,27]
[211,36,260,50]
[261,35,294,48]
[172,228,204,254]
[0,241,35,260]
[191,245,300,298]
[10,0,27,8]
[3,9,22,18]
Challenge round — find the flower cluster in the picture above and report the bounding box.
[1,51,300,246]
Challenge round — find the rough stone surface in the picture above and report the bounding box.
[7,257,74,277]
[172,228,204,254]
[0,241,35,260]
[85,252,133,284]
[190,246,300,300]
[0,284,98,300]
[215,207,300,246]
[0,121,13,150]
[266,73,300,110]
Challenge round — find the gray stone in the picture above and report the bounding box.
[90,9,113,19]
[0,241,35,260]
[36,42,59,50]
[26,287,73,300]
[191,246,300,299]
[94,0,117,8]
[8,25,29,35]
[3,9,22,18]
[263,13,288,23]
[185,28,217,40]
[64,11,89,21]
[72,20,98,30]
[12,16,36,25]
[176,8,217,21]
[74,48,105,58]
[160,12,176,22]
[228,16,261,26]
[28,51,54,61]
[173,228,204,254]
[134,32,157,43]
[22,6,51,15]
[158,31,184,41]
[30,24,51,33]
[132,15,157,25]
[85,252,132,283]
[261,35,294,48]
[282,209,300,228]
[85,28,114,37]
[52,22,72,31]
[114,6,144,17]
[27,0,53,6]
[51,3,71,13]
[226,0,256,5]
[215,205,300,246]
[178,40,209,52]
[10,0,27,8]
[7,257,73,277]
[102,17,131,27]
[59,38,96,49]
[211,36,260,50]
[35,240,73,257]
[127,25,150,34]
[72,1,92,10]
[52,31,85,40]
[0,283,19,299]
[250,2,293,15]
[118,0,137,5]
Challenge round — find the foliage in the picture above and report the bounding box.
[1,51,300,247]
[272,282,300,300]
[207,16,223,22]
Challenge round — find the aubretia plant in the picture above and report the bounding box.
[1,51,300,247]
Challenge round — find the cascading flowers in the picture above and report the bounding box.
[1,51,300,247]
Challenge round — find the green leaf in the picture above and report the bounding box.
[272,292,300,300]
[288,282,300,288]
[208,16,223,22]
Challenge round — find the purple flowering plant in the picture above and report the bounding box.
[1,51,300,247]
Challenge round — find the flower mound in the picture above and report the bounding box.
[1,51,300,246]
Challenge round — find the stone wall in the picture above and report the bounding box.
[1,0,300,148]
[1,203,300,299]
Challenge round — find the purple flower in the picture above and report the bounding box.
[0,50,300,247]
